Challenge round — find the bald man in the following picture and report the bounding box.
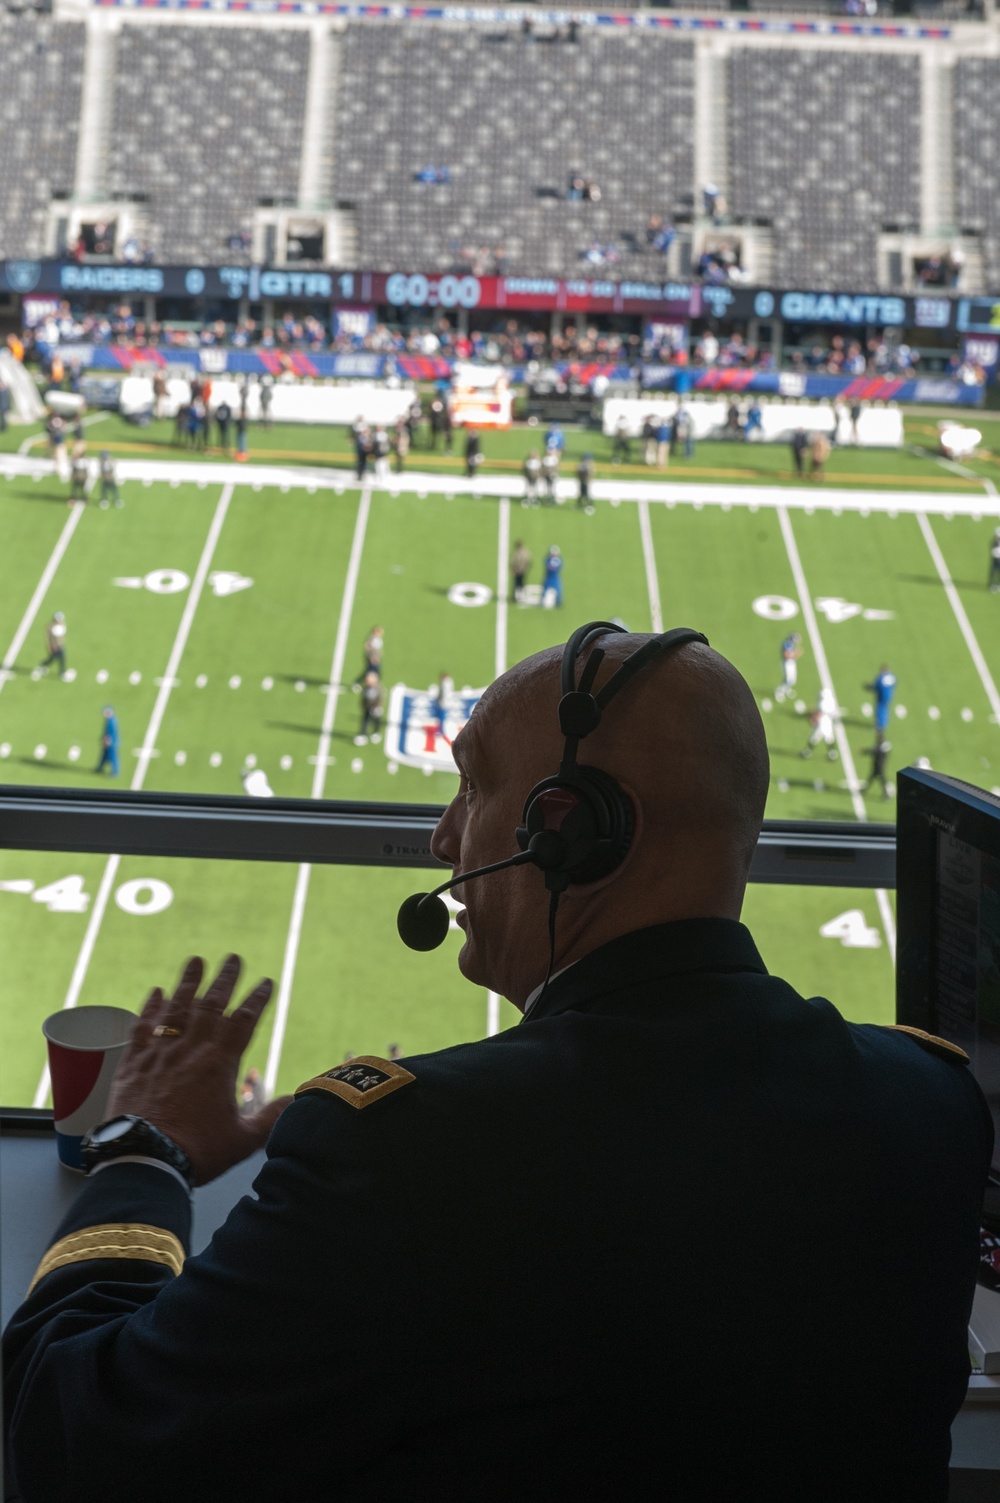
[3,632,990,1503]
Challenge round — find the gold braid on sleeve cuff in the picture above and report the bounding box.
[28,1223,186,1296]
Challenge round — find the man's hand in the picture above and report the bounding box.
[106,954,292,1186]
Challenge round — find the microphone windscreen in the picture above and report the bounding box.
[397,892,452,951]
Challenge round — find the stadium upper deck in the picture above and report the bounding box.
[2,0,998,290]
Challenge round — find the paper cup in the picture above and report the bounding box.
[42,1007,137,1170]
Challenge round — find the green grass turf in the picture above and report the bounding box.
[4,407,1000,492]
[0,452,997,1107]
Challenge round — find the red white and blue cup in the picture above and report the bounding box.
[42,1007,137,1170]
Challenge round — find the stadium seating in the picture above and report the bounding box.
[333,25,694,278]
[0,11,986,293]
[106,25,309,264]
[728,48,922,288]
[954,58,1000,288]
[0,13,84,260]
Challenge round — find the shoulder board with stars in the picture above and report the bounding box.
[887,1025,969,1066]
[295,1056,415,1109]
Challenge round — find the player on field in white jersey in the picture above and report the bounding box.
[801,686,838,760]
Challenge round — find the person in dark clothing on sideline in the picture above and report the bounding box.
[791,427,809,476]
[862,735,892,799]
[215,401,233,451]
[611,416,631,464]
[464,428,482,480]
[577,453,595,512]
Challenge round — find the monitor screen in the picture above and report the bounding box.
[897,768,1000,1180]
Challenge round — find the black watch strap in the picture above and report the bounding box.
[81,1115,194,1189]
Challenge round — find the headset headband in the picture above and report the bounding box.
[558,622,709,775]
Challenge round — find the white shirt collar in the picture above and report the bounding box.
[521,961,576,1018]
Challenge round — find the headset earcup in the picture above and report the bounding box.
[519,767,633,885]
[568,766,634,882]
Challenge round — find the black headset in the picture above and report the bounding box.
[514,620,709,892]
[397,620,709,954]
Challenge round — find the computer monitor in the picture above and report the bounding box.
[897,766,1000,1185]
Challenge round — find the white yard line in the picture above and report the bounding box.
[495,496,510,682]
[264,484,372,1097]
[0,451,994,518]
[776,506,897,962]
[637,499,663,633]
[33,484,235,1109]
[916,511,1000,726]
[0,504,85,695]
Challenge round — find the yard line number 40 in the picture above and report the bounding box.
[0,876,173,916]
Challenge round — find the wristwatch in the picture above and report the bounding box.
[81,1115,194,1188]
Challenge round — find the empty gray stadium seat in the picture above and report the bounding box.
[332,23,694,278]
[0,14,84,260]
[107,25,309,264]
[728,47,921,289]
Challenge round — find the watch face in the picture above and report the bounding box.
[92,1116,134,1145]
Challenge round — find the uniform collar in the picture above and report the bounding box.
[521,918,767,1023]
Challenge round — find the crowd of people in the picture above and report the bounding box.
[25,301,985,386]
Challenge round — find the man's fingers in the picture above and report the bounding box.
[129,987,168,1042]
[169,955,204,1010]
[229,978,275,1045]
[198,953,242,1014]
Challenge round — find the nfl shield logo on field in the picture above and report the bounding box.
[386,683,482,773]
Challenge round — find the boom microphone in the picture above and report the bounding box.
[397,841,562,951]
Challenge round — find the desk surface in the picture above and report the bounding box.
[2,1124,998,1485]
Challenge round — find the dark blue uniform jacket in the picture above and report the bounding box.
[3,919,993,1501]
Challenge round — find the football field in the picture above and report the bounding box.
[1,449,999,1107]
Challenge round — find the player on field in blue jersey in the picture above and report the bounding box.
[96,706,120,778]
[775,632,802,703]
[865,665,897,734]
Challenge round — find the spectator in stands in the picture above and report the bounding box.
[567,172,587,201]
[695,330,719,366]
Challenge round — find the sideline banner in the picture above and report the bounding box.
[38,344,985,406]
